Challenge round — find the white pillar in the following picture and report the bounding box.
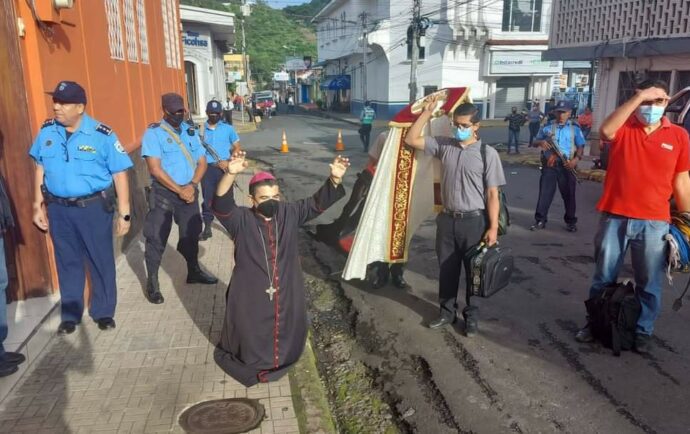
[482,80,489,120]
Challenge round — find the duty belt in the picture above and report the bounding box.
[442,209,483,219]
[42,186,106,207]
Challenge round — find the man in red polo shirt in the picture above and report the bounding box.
[575,80,690,353]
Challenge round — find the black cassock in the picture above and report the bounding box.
[212,178,345,387]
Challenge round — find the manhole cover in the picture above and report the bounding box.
[178,398,265,434]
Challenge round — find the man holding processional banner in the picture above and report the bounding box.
[342,88,506,337]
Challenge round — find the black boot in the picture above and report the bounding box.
[462,306,479,337]
[369,262,389,289]
[199,223,212,241]
[186,264,218,284]
[390,264,410,289]
[145,275,164,304]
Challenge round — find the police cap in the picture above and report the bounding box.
[206,100,222,114]
[48,81,87,104]
[554,100,574,112]
[162,93,185,113]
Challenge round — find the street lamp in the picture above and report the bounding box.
[282,45,296,57]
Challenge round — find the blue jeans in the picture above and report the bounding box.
[0,237,8,357]
[507,129,520,152]
[589,214,669,335]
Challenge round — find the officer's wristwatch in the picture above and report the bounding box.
[121,214,131,222]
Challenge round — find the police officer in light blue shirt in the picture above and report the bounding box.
[141,93,218,304]
[29,81,133,335]
[531,100,586,232]
[199,99,241,240]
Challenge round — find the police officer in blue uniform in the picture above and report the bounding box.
[531,100,586,233]
[199,100,241,240]
[30,81,133,334]
[142,93,217,304]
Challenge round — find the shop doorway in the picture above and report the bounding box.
[185,61,199,114]
[494,77,530,117]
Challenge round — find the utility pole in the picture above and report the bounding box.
[360,12,368,103]
[409,0,421,103]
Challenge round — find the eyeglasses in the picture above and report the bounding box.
[452,122,474,128]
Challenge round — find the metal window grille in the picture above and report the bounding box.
[161,0,172,67]
[137,0,149,63]
[124,0,138,62]
[105,0,125,60]
[170,0,181,69]
[551,0,690,48]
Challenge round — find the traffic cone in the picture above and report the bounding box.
[335,129,345,151]
[280,130,289,153]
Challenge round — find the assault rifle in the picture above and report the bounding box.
[543,132,579,180]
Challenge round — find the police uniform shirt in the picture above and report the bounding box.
[203,121,240,163]
[141,120,205,185]
[29,114,133,198]
[536,120,586,158]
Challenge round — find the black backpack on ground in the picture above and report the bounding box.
[584,281,641,356]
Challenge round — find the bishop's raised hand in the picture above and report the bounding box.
[228,151,249,175]
[329,155,350,182]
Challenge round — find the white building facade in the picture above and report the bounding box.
[544,0,690,133]
[180,5,235,115]
[314,0,559,119]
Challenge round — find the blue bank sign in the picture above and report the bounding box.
[183,31,208,48]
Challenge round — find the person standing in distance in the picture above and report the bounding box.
[30,81,132,334]
[141,93,218,304]
[359,101,376,152]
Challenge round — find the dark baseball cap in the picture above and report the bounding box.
[48,81,87,104]
[161,93,185,113]
[554,100,574,112]
[206,100,222,113]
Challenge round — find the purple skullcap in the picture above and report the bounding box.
[249,172,276,186]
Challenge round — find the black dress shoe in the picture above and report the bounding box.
[57,321,77,335]
[566,224,578,232]
[2,352,26,366]
[634,333,652,354]
[97,317,116,330]
[186,267,218,284]
[391,274,410,289]
[428,316,456,329]
[370,272,388,289]
[199,224,212,241]
[530,221,546,231]
[146,277,165,304]
[0,361,18,378]
[464,317,478,337]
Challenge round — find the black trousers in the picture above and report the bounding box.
[201,165,224,225]
[359,124,372,151]
[144,183,202,278]
[534,162,577,225]
[435,212,485,319]
[223,110,233,125]
[528,122,540,146]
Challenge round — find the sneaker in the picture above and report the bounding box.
[634,333,652,354]
[566,224,578,232]
[575,324,594,343]
[530,221,546,231]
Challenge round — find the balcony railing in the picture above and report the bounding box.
[550,0,690,48]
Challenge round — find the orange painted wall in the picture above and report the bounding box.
[16,0,186,150]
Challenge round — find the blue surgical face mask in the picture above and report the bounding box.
[454,126,473,141]
[635,105,665,125]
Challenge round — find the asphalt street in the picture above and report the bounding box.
[239,110,690,434]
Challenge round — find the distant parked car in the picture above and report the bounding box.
[252,91,277,117]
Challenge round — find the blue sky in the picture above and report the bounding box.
[265,0,310,9]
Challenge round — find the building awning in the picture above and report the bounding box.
[543,37,690,61]
[320,75,350,90]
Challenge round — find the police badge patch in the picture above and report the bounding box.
[114,141,126,153]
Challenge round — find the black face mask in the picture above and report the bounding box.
[256,199,279,218]
[207,114,221,125]
[512,110,517,114]
[165,112,184,128]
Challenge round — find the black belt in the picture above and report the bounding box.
[43,189,105,207]
[442,209,483,219]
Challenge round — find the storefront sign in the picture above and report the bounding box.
[273,72,290,82]
[285,57,306,71]
[490,51,562,75]
[183,31,209,48]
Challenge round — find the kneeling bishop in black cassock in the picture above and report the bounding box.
[212,151,349,386]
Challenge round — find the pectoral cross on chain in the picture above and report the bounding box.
[266,286,277,301]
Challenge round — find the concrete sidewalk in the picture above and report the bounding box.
[0,171,299,434]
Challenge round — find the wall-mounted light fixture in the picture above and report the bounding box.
[53,0,75,9]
